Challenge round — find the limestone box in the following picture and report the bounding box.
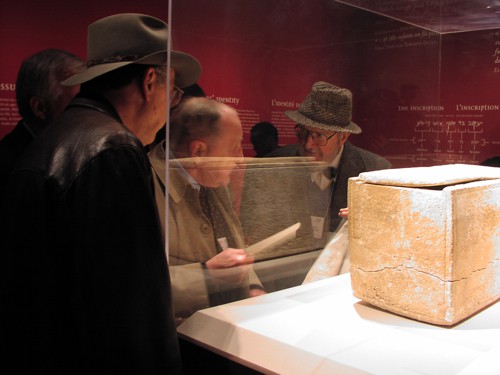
[348,164,500,325]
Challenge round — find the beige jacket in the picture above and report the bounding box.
[149,142,260,321]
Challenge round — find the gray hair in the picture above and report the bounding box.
[15,49,84,122]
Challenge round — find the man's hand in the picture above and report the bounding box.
[338,207,349,218]
[205,249,265,294]
[249,288,267,297]
[205,248,254,269]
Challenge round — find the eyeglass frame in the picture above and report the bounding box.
[170,85,184,108]
[294,124,337,146]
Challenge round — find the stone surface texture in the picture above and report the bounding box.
[349,164,500,325]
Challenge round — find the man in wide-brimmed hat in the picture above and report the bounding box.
[276,82,391,231]
[0,13,201,374]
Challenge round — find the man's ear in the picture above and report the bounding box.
[339,132,350,145]
[29,96,47,120]
[189,139,208,157]
[142,67,156,101]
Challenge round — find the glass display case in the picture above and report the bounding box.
[165,0,500,325]
[0,1,499,373]
[166,1,500,373]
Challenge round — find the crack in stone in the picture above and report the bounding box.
[356,263,493,283]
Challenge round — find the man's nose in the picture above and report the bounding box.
[304,133,316,149]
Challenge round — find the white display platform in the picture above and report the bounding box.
[177,274,500,375]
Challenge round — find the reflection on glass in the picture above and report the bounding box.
[336,0,500,33]
[150,96,340,324]
[168,0,500,324]
[151,97,266,323]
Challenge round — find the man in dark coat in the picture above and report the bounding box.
[0,13,201,374]
[241,82,391,259]
[0,49,84,197]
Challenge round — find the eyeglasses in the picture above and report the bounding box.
[170,85,184,108]
[294,124,337,146]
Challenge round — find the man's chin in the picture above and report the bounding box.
[301,150,318,160]
[203,177,231,189]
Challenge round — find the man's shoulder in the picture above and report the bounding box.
[343,142,392,171]
[265,143,300,157]
[55,99,141,150]
[0,121,32,159]
[13,103,144,188]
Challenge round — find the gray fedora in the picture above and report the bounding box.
[285,81,362,134]
[62,13,201,88]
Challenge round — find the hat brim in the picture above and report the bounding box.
[172,51,202,88]
[285,110,362,134]
[61,50,201,88]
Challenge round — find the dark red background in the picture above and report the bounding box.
[1,0,499,166]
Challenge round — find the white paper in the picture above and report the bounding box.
[245,222,301,256]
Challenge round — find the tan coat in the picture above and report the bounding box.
[149,142,258,321]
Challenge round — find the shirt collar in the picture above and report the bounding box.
[162,141,201,191]
[329,144,344,169]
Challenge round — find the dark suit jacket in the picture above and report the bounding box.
[330,142,392,230]
[0,120,35,198]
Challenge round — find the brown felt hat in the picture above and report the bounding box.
[62,13,201,88]
[285,81,362,134]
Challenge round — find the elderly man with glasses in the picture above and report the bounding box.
[239,83,391,276]
[269,81,391,232]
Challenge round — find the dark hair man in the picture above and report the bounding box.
[0,49,84,196]
[250,121,279,157]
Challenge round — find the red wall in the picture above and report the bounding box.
[1,0,499,166]
[172,0,500,165]
[0,1,169,138]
